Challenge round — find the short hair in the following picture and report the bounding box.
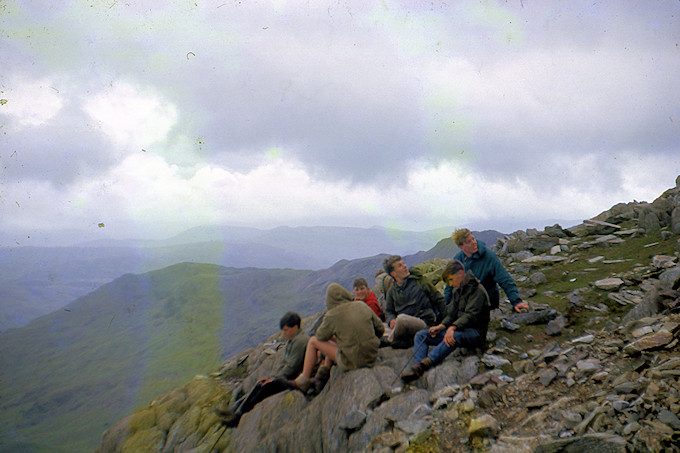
[353,277,369,289]
[279,311,301,329]
[383,255,403,275]
[441,259,465,282]
[452,228,472,247]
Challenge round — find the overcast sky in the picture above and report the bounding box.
[1,0,679,245]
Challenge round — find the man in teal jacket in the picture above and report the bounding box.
[451,228,529,312]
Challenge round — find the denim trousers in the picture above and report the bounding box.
[412,327,480,365]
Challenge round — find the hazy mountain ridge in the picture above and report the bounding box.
[0,225,489,331]
[0,229,501,451]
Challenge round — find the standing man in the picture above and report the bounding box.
[383,255,446,348]
[401,259,489,383]
[452,229,529,313]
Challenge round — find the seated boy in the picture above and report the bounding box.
[353,277,384,321]
[401,259,490,383]
[220,311,309,426]
[291,283,384,393]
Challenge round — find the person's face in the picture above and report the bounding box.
[281,324,299,340]
[459,233,478,257]
[446,270,466,290]
[390,259,410,281]
[353,285,370,300]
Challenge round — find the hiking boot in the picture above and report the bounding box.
[214,408,241,427]
[400,358,433,384]
[289,375,312,393]
[311,366,331,394]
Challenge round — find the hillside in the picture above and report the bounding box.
[0,225,484,331]
[0,231,468,452]
[0,263,319,452]
[95,178,680,452]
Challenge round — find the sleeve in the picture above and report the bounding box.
[314,315,333,342]
[364,292,383,319]
[452,288,486,331]
[421,279,446,324]
[440,290,458,326]
[275,335,308,379]
[371,311,385,338]
[491,255,522,306]
[385,287,397,325]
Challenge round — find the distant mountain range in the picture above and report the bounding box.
[0,228,502,451]
[0,226,502,331]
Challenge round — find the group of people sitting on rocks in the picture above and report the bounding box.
[219,228,529,427]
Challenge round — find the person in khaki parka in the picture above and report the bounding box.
[291,283,384,393]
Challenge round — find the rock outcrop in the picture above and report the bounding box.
[98,178,680,452]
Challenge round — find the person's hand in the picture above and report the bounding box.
[428,324,444,337]
[444,326,456,347]
[389,319,396,329]
[514,302,529,313]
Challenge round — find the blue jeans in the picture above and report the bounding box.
[412,327,481,366]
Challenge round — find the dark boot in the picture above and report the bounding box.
[400,358,433,384]
[214,408,241,427]
[311,365,331,394]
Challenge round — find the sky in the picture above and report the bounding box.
[1,0,679,245]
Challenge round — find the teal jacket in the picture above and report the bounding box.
[452,240,521,309]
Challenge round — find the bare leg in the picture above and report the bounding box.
[301,336,337,378]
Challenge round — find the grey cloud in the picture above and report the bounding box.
[1,101,117,185]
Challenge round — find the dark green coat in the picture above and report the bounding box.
[442,271,490,340]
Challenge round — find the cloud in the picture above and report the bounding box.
[1,0,679,242]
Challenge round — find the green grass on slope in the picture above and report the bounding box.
[0,262,317,452]
[499,226,678,344]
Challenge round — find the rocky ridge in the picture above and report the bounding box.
[98,177,680,452]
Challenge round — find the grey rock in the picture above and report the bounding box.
[481,354,510,368]
[657,409,680,430]
[500,318,520,331]
[638,207,661,231]
[538,368,558,387]
[339,409,367,431]
[672,206,680,234]
[659,265,680,290]
[528,272,548,285]
[546,315,566,336]
[576,358,601,373]
[534,433,626,453]
[571,334,595,344]
[468,414,499,438]
[591,277,624,291]
[506,308,558,325]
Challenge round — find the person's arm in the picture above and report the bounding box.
[364,292,383,319]
[490,254,523,307]
[385,287,397,327]
[314,316,333,342]
[275,334,308,379]
[422,279,446,323]
[371,311,385,338]
[452,287,488,331]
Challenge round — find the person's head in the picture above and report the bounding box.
[441,259,466,290]
[326,283,353,310]
[375,270,394,296]
[453,228,478,257]
[352,277,370,300]
[279,311,301,340]
[383,255,409,282]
